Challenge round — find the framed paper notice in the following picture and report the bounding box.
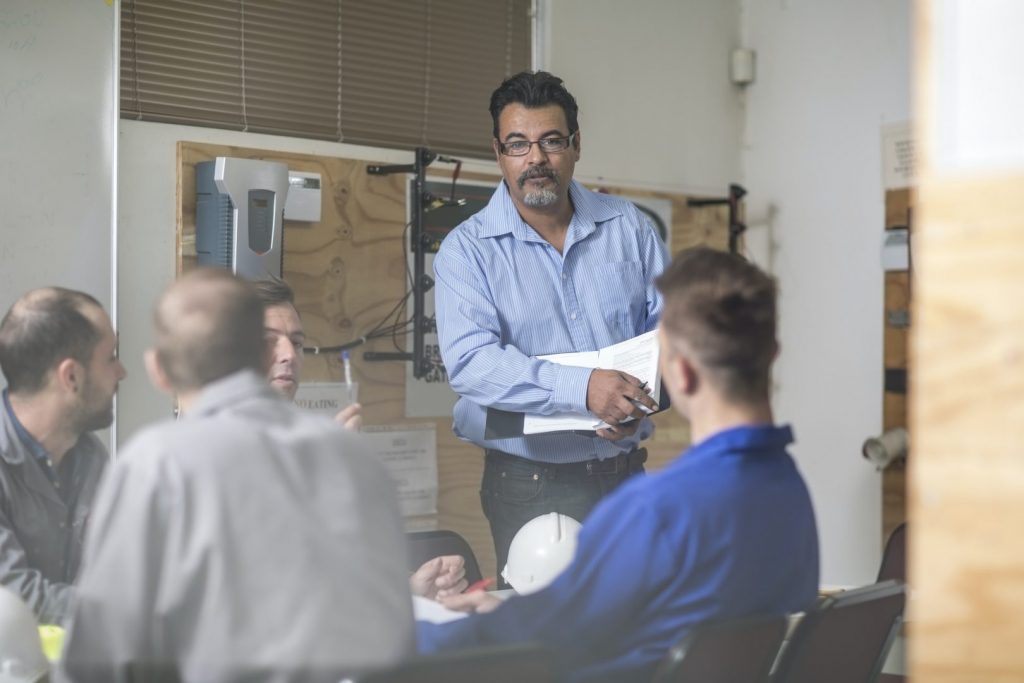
[360,424,438,517]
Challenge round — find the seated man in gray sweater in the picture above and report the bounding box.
[60,269,414,682]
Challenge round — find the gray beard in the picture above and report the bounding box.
[522,189,559,208]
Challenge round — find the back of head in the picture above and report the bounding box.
[0,288,103,396]
[154,269,265,392]
[656,247,778,404]
[489,70,580,138]
[0,587,48,682]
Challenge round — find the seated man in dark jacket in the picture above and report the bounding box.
[0,288,125,623]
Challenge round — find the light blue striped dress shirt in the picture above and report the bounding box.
[434,179,669,464]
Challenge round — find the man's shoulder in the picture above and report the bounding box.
[571,181,639,217]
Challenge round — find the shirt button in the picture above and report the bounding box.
[561,273,567,280]
[570,312,578,320]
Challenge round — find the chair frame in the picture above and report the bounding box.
[653,613,788,683]
[771,580,906,683]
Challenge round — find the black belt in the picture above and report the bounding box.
[485,447,647,476]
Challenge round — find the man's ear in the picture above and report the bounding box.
[144,349,175,396]
[572,129,581,161]
[678,354,700,397]
[492,138,502,163]
[54,358,81,395]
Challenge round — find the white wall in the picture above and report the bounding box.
[741,0,911,585]
[0,2,115,335]
[544,0,743,194]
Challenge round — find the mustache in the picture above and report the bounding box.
[517,166,558,189]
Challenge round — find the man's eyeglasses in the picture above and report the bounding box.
[497,132,577,157]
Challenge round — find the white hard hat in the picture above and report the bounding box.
[502,512,582,595]
[0,587,48,683]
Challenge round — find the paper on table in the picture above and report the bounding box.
[522,330,661,435]
[412,595,469,624]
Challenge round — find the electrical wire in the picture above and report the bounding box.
[302,220,415,356]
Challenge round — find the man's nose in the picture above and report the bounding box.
[276,338,296,362]
[116,360,127,380]
[525,141,550,164]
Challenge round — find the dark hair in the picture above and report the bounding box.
[154,269,266,391]
[252,276,295,309]
[656,247,778,403]
[0,288,104,395]
[489,71,580,139]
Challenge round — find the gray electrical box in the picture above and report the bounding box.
[195,157,289,280]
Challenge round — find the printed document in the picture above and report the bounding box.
[523,330,661,434]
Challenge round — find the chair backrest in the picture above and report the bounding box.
[348,642,554,683]
[771,580,906,683]
[877,523,907,583]
[405,530,483,586]
[652,614,788,683]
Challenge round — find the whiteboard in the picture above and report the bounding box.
[0,0,116,315]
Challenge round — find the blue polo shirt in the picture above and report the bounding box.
[417,424,820,682]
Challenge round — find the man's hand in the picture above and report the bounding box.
[438,590,503,614]
[409,555,468,601]
[334,403,363,431]
[586,369,657,430]
[596,419,642,442]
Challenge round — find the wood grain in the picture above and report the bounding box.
[883,208,911,541]
[911,173,1024,682]
[177,141,727,578]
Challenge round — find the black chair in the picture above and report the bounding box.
[652,614,788,683]
[405,530,483,586]
[771,580,906,683]
[877,522,907,583]
[347,642,554,683]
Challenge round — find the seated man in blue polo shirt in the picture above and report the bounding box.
[417,247,820,683]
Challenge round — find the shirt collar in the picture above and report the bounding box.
[2,388,54,465]
[187,369,282,418]
[476,179,624,241]
[681,423,796,464]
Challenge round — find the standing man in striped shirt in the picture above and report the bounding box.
[433,71,669,582]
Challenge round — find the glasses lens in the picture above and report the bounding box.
[503,141,530,156]
[538,137,569,153]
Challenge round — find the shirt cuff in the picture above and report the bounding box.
[550,365,593,414]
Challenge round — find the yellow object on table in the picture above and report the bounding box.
[38,624,64,662]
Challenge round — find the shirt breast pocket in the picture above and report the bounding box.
[599,261,647,336]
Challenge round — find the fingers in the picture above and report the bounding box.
[596,427,626,441]
[587,369,657,424]
[597,419,641,441]
[334,403,363,431]
[435,577,469,598]
[435,564,466,588]
[439,591,502,614]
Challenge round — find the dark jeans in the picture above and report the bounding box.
[480,448,647,587]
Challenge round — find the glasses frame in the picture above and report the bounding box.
[497,131,578,157]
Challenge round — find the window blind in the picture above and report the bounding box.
[121,0,532,158]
